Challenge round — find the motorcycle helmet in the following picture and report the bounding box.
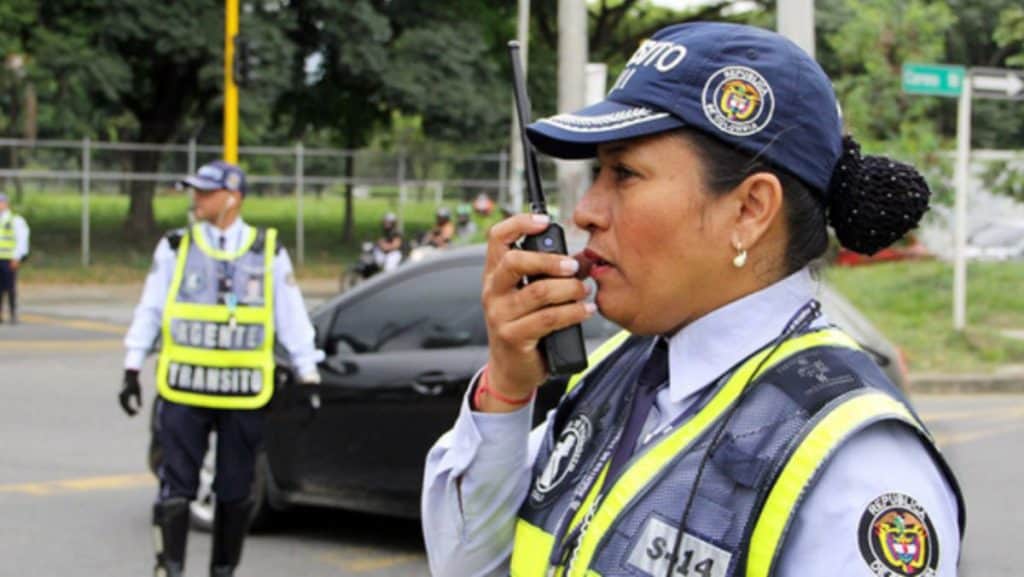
[435,206,451,223]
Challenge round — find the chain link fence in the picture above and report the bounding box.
[0,138,561,267]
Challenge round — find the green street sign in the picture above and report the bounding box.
[902,63,966,97]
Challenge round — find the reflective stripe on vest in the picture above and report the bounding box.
[155,225,276,409]
[566,330,631,395]
[511,328,862,577]
[0,212,17,259]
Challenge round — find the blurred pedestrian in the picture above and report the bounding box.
[422,22,964,577]
[119,161,323,577]
[0,192,30,324]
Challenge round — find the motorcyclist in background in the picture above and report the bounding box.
[374,212,404,272]
[454,204,477,243]
[421,206,455,249]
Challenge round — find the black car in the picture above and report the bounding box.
[151,244,907,530]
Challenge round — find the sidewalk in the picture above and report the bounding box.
[16,281,1024,394]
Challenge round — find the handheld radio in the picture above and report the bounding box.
[508,40,588,376]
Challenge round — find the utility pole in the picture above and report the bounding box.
[508,0,530,213]
[224,0,239,163]
[556,0,588,224]
[777,0,815,58]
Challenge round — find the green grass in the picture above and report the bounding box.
[15,191,498,283]
[825,260,1024,374]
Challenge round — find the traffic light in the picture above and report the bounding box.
[232,36,256,87]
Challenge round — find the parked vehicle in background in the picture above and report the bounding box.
[965,220,1024,261]
[835,234,931,267]
[153,244,908,530]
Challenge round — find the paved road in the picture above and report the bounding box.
[0,291,1020,576]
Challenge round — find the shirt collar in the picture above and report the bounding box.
[200,217,247,249]
[665,268,819,403]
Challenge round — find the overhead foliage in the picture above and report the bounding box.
[0,0,1021,233]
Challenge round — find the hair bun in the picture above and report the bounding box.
[826,136,931,255]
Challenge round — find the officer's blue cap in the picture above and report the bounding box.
[527,22,844,196]
[179,160,247,195]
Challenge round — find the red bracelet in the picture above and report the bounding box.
[473,365,535,409]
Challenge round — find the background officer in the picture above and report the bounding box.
[118,161,322,577]
[0,192,30,324]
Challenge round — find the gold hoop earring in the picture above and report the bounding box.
[732,244,747,269]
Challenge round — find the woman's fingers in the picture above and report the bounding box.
[486,249,581,296]
[485,213,551,273]
[493,300,597,352]
[500,277,590,322]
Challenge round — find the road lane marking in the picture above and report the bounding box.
[935,420,1024,447]
[19,313,126,335]
[0,339,122,351]
[318,550,423,573]
[0,473,154,496]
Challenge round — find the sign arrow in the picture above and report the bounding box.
[970,68,1024,100]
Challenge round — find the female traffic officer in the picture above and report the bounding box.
[422,22,964,577]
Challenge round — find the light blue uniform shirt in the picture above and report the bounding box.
[421,269,960,577]
[123,217,323,380]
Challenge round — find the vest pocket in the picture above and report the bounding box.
[709,432,773,489]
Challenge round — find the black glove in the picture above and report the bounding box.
[119,369,142,417]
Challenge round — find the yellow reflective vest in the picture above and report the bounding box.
[0,212,17,260]
[155,224,277,409]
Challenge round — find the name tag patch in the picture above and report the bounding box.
[167,363,264,396]
[170,320,264,350]
[627,516,731,577]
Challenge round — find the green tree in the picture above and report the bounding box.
[995,6,1024,66]
[274,0,516,241]
[824,0,955,152]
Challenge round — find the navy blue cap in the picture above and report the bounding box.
[179,160,247,195]
[527,22,844,196]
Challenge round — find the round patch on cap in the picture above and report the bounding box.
[530,414,592,504]
[858,493,939,576]
[225,171,242,191]
[701,66,775,137]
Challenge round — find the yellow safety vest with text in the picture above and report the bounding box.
[156,225,277,409]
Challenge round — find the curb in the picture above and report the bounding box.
[909,372,1024,394]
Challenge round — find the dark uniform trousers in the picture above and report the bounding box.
[155,398,265,503]
[0,259,16,321]
[153,398,265,576]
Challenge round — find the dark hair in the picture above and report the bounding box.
[676,129,930,275]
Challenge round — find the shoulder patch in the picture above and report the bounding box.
[858,492,939,576]
[769,347,864,413]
